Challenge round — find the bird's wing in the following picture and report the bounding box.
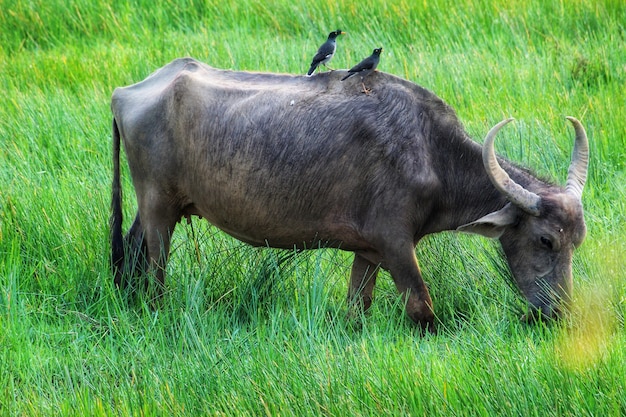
[348,57,374,73]
[311,51,331,64]
[312,43,334,63]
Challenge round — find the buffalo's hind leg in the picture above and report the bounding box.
[348,253,379,317]
[139,197,182,302]
[114,212,149,290]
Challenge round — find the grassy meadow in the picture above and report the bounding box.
[1,0,625,415]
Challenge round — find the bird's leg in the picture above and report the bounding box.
[324,64,336,71]
[361,81,372,95]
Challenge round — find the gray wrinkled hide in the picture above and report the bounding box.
[110,58,587,328]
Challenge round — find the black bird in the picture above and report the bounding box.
[341,47,383,93]
[307,29,345,76]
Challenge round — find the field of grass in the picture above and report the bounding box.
[1,0,625,415]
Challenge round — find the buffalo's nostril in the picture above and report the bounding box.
[521,304,565,323]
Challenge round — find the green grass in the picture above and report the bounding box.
[1,0,625,415]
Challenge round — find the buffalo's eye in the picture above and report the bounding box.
[540,236,553,250]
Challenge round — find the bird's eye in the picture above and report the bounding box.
[540,236,553,250]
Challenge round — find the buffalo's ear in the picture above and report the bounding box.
[457,203,518,239]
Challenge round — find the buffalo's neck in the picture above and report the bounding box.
[425,133,536,234]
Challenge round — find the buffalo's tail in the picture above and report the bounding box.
[110,117,124,286]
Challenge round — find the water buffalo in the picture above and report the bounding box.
[110,57,588,329]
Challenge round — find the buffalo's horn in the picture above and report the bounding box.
[483,118,541,216]
[564,116,589,200]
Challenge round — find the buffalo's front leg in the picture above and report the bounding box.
[348,253,380,315]
[385,245,434,330]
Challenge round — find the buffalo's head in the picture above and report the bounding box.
[459,117,589,319]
